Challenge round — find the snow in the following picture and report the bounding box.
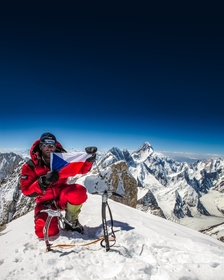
[166,170,184,178]
[1,194,224,280]
[180,189,224,234]
[201,190,224,217]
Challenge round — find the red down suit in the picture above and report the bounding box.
[20,138,93,238]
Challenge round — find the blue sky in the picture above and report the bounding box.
[1,4,224,156]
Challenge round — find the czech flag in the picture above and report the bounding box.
[50,152,92,178]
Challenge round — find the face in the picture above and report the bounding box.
[40,144,56,158]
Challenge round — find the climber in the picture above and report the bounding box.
[20,132,96,238]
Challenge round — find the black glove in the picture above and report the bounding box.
[38,170,59,190]
[85,146,97,162]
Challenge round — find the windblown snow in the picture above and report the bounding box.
[0,194,224,280]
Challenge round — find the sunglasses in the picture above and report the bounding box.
[42,144,56,148]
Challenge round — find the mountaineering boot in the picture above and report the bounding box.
[64,202,84,234]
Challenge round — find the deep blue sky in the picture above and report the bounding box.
[1,4,224,155]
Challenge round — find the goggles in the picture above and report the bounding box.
[40,139,56,148]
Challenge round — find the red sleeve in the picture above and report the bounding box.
[20,163,43,197]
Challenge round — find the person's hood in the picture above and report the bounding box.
[30,138,67,165]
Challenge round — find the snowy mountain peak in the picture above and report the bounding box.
[131,142,154,163]
[0,152,24,182]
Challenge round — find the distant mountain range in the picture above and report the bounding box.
[159,150,224,164]
[1,147,223,164]
[0,142,224,242]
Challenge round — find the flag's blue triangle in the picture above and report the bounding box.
[52,153,69,172]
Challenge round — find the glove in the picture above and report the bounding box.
[38,170,59,190]
[85,146,97,162]
[44,170,59,183]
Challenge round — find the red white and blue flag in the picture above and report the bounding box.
[50,152,92,178]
